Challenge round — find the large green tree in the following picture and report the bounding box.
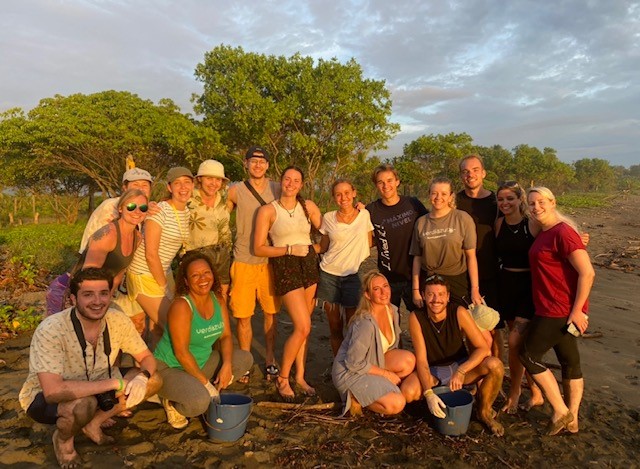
[193,45,399,192]
[1,91,224,198]
[573,158,616,191]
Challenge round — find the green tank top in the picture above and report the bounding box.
[154,293,224,369]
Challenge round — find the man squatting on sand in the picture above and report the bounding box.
[20,268,162,468]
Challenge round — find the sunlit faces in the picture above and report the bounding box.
[120,195,149,225]
[185,259,214,295]
[429,183,454,212]
[333,182,356,210]
[198,176,223,198]
[497,189,521,217]
[528,191,556,226]
[423,284,450,316]
[124,180,152,198]
[460,157,486,190]
[71,279,112,322]
[245,155,269,178]
[374,170,400,202]
[168,176,194,204]
[280,168,304,197]
[365,275,391,306]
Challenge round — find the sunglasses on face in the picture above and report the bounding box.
[125,203,148,213]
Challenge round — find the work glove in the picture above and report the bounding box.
[125,373,149,409]
[425,390,447,419]
[204,381,220,404]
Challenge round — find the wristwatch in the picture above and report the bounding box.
[139,369,151,379]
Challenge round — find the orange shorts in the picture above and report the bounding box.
[229,262,280,318]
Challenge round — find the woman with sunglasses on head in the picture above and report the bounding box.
[410,177,482,310]
[332,270,416,417]
[73,189,149,297]
[494,181,544,413]
[127,167,194,344]
[253,166,322,401]
[520,187,595,435]
[317,179,374,356]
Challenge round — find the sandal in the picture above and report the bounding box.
[265,364,280,382]
[238,371,250,384]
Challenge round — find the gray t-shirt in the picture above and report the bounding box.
[409,209,477,276]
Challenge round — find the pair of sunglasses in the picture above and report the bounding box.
[125,203,149,213]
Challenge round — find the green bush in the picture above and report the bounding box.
[0,223,84,274]
[557,192,612,209]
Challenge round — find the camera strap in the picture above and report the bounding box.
[70,308,112,380]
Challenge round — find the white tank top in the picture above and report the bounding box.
[269,200,312,247]
[379,307,396,353]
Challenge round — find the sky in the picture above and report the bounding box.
[1,0,638,167]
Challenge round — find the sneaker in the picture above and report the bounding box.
[162,398,188,430]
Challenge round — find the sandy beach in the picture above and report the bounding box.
[1,194,639,468]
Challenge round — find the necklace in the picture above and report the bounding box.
[337,208,357,224]
[278,200,296,217]
[504,218,522,235]
[429,315,446,334]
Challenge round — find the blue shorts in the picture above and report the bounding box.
[27,392,58,425]
[317,270,361,308]
[430,360,466,386]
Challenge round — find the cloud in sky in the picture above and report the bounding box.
[1,0,638,166]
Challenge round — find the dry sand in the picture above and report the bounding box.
[1,194,639,468]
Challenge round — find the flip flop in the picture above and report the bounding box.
[265,364,280,382]
[238,371,250,384]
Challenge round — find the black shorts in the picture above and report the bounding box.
[270,247,319,296]
[498,270,535,322]
[520,316,582,379]
[26,392,58,425]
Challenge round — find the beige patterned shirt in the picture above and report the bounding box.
[186,188,232,251]
[19,307,148,411]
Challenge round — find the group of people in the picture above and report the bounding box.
[22,149,594,467]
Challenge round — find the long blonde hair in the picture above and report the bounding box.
[527,186,579,233]
[497,181,528,218]
[349,270,389,326]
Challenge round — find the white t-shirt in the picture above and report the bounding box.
[319,209,373,276]
[129,201,189,275]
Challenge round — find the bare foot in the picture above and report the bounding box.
[275,376,295,402]
[520,396,544,411]
[53,430,82,468]
[295,378,316,396]
[82,423,115,445]
[501,394,520,414]
[101,418,117,428]
[348,391,362,417]
[478,410,504,436]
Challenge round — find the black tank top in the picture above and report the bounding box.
[77,222,135,277]
[496,218,535,269]
[415,303,468,366]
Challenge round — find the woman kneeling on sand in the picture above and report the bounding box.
[154,252,253,429]
[332,270,416,416]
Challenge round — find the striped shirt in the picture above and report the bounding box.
[129,201,189,275]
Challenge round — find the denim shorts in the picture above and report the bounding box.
[317,270,361,308]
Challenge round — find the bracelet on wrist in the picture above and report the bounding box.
[456,368,466,376]
[117,378,124,392]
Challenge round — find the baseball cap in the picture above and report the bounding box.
[469,302,500,332]
[122,168,153,184]
[245,146,269,162]
[196,160,229,181]
[166,167,194,184]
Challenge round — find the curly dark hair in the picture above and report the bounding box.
[69,268,114,296]
[174,251,221,297]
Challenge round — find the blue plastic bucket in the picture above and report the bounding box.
[431,387,474,436]
[206,393,253,442]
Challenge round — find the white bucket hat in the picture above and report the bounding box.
[196,159,229,181]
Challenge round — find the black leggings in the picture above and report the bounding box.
[520,316,582,380]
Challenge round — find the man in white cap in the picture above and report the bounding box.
[46,167,155,316]
[186,160,233,299]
